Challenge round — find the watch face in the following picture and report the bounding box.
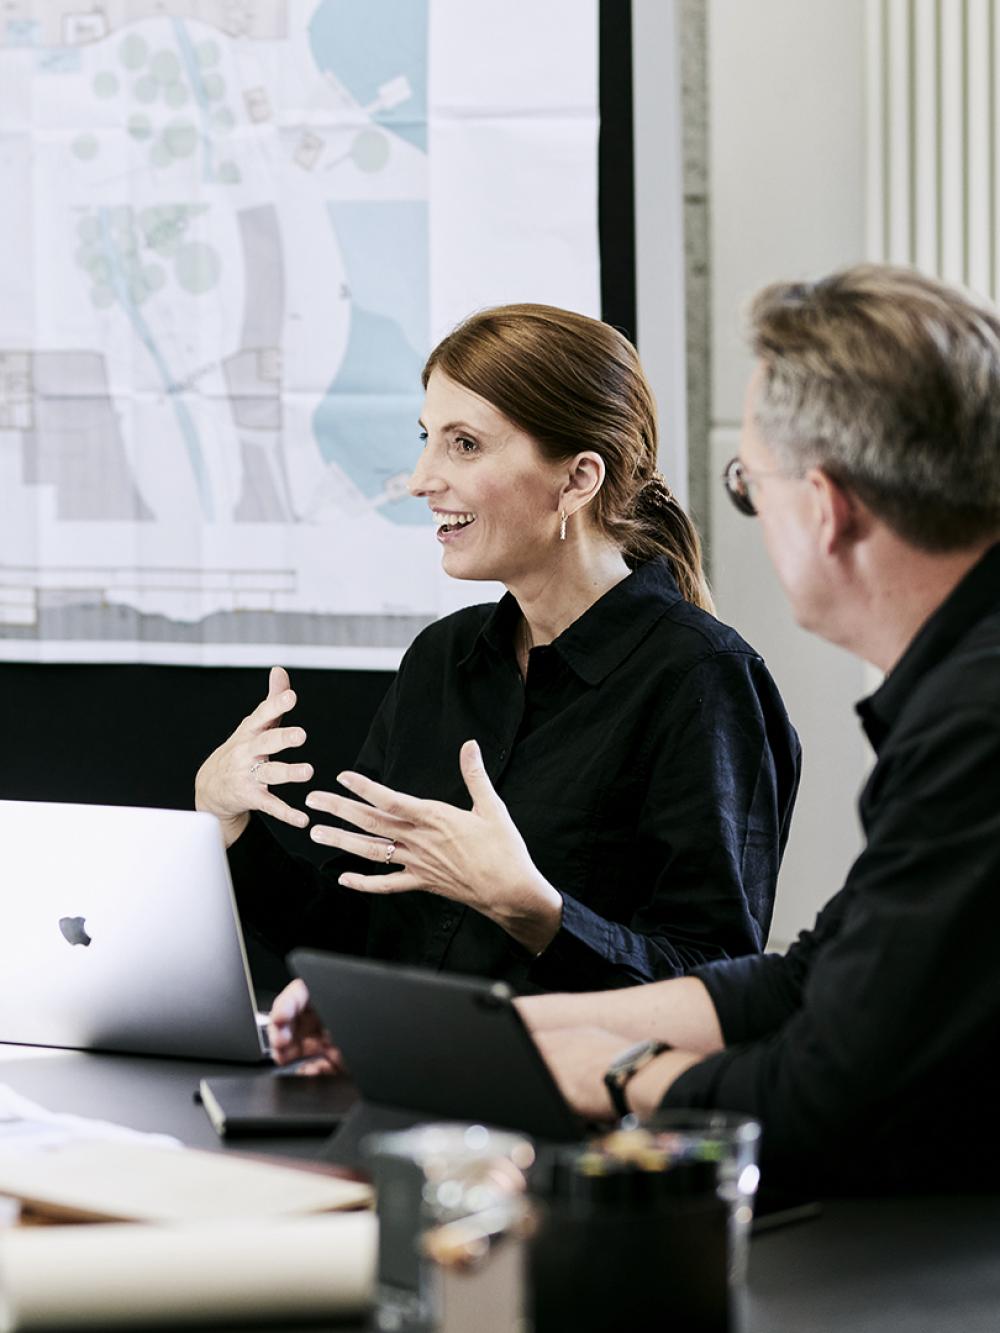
[608,1039,659,1078]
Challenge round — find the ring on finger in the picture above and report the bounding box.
[249,759,266,782]
[383,841,396,864]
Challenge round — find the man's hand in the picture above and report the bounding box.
[535,1026,702,1122]
[267,978,343,1074]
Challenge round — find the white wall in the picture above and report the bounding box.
[632,0,689,507]
[707,0,872,947]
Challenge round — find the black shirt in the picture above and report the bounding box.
[664,542,1000,1192]
[230,558,800,992]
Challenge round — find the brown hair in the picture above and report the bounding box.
[748,264,1000,551]
[423,304,714,612]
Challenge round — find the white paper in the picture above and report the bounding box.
[0,1139,371,1223]
[0,1084,180,1158]
[0,1212,375,1330]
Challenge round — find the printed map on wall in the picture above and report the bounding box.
[0,0,599,665]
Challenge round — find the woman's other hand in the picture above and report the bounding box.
[267,978,343,1074]
[305,739,564,955]
[195,665,314,847]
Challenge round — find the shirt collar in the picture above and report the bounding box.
[461,557,684,684]
[856,541,1000,750]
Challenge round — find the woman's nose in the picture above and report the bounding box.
[407,444,444,497]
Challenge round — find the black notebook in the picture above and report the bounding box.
[197,1071,358,1137]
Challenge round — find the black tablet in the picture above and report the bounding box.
[289,950,585,1148]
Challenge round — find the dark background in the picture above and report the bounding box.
[0,2,637,863]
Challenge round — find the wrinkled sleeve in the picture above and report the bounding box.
[660,706,1000,1177]
[227,674,399,958]
[528,652,801,990]
[690,888,853,1043]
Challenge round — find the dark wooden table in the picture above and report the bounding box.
[3,1047,999,1332]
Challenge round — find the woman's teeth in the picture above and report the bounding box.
[436,512,477,533]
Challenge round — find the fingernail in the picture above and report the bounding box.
[305,793,318,809]
[338,772,356,790]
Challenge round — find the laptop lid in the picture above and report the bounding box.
[289,949,584,1143]
[0,800,264,1062]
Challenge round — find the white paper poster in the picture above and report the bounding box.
[0,0,600,666]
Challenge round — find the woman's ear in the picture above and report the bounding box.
[559,451,606,515]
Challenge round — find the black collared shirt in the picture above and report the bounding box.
[230,558,800,992]
[665,542,1000,1191]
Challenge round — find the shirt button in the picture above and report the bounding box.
[499,748,508,760]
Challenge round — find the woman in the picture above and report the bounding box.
[196,304,800,1064]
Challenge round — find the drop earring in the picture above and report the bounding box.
[559,510,567,541]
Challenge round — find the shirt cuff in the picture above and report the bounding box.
[689,953,789,1046]
[524,892,639,991]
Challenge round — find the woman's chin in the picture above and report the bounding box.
[440,547,498,583]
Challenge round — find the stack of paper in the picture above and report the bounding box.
[0,1087,377,1327]
[0,1212,376,1329]
[0,1139,371,1223]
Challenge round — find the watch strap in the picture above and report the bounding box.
[603,1038,671,1119]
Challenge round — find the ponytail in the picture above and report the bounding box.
[626,474,715,614]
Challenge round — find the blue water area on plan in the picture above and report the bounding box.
[313,199,430,526]
[327,200,427,359]
[308,0,428,154]
[5,20,39,45]
[313,306,427,526]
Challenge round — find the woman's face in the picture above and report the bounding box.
[409,368,568,585]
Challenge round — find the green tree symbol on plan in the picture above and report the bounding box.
[73,205,220,518]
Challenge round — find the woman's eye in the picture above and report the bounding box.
[454,437,479,455]
[417,430,428,444]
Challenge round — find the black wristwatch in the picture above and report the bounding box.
[603,1038,671,1119]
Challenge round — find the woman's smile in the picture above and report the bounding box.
[433,508,479,542]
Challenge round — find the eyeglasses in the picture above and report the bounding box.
[722,456,797,517]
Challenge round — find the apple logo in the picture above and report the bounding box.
[58,916,92,947]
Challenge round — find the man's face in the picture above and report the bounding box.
[739,370,830,635]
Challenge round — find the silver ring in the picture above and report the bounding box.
[383,841,396,864]
[249,760,266,782]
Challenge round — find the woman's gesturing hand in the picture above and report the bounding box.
[304,739,564,955]
[194,665,314,847]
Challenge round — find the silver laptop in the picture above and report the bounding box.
[0,800,266,1062]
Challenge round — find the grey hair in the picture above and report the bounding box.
[747,263,1000,551]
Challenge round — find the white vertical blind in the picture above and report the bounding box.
[912,0,940,272]
[867,0,998,298]
[967,0,993,292]
[886,0,913,260]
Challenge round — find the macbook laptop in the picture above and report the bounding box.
[0,800,265,1062]
[290,949,587,1165]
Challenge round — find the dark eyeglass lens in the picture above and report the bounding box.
[724,461,758,517]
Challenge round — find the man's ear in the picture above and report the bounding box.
[559,451,606,516]
[808,468,869,554]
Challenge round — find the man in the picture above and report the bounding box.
[519,264,1000,1193]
